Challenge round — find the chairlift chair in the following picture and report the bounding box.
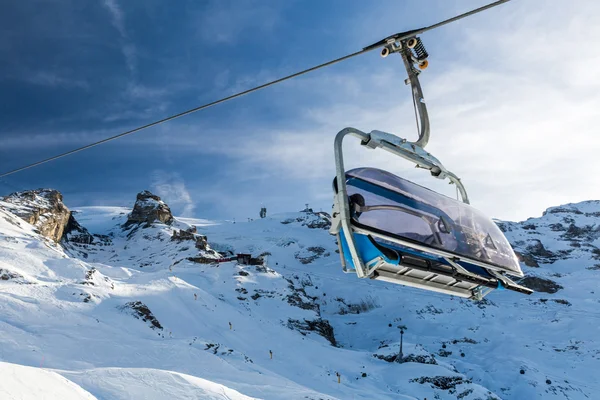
[329,36,533,300]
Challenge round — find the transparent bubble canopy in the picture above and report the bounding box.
[345,167,523,276]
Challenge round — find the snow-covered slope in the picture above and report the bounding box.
[0,361,97,400]
[0,193,598,399]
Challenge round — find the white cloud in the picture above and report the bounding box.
[102,0,136,74]
[195,0,281,44]
[26,71,89,89]
[151,171,196,217]
[185,0,600,221]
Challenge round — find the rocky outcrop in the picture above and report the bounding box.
[280,210,331,230]
[118,301,163,330]
[287,318,337,347]
[171,227,207,250]
[294,246,330,264]
[125,191,173,226]
[0,189,87,243]
[63,213,94,244]
[520,276,562,293]
[514,250,540,268]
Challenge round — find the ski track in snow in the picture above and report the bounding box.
[0,203,598,399]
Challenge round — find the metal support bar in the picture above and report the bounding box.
[399,46,430,148]
[332,128,372,278]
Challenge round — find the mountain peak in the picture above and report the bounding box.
[542,200,600,217]
[126,190,173,226]
[0,188,73,242]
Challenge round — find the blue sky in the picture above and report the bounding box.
[1,0,599,221]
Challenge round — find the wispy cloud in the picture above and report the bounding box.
[25,71,89,89]
[0,128,123,150]
[196,0,282,44]
[151,171,196,217]
[102,0,136,74]
[176,0,600,221]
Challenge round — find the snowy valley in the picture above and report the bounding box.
[0,189,598,399]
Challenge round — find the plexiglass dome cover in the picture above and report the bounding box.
[345,168,523,276]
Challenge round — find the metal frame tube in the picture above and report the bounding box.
[333,128,371,277]
[400,49,430,148]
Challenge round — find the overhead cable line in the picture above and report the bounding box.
[0,0,510,178]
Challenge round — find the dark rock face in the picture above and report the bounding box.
[126,191,173,226]
[287,318,337,347]
[63,213,94,244]
[1,189,76,242]
[520,276,563,293]
[514,251,540,268]
[526,240,556,259]
[171,227,207,250]
[374,351,437,364]
[410,376,472,391]
[118,301,163,330]
[0,268,27,283]
[281,210,332,230]
[515,239,560,265]
[294,246,330,264]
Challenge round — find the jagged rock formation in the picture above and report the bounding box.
[63,213,94,244]
[280,209,331,230]
[118,301,163,330]
[0,189,91,243]
[520,276,563,293]
[126,191,173,226]
[171,226,208,250]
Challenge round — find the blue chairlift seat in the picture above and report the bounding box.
[333,168,533,299]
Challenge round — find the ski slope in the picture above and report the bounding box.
[0,361,96,400]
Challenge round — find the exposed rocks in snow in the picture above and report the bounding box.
[400,353,439,365]
[63,213,94,244]
[187,256,219,264]
[334,296,378,315]
[204,343,234,356]
[287,318,337,347]
[374,350,438,365]
[438,349,452,357]
[280,210,331,230]
[535,298,572,306]
[0,268,28,283]
[514,250,540,268]
[416,304,445,317]
[409,375,473,392]
[0,189,74,242]
[520,276,563,293]
[294,246,330,264]
[448,337,478,345]
[524,239,559,264]
[373,342,438,364]
[285,278,319,312]
[171,227,208,250]
[118,301,163,330]
[285,290,319,312]
[81,268,114,290]
[125,191,173,226]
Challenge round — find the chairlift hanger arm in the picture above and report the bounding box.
[364,0,511,149]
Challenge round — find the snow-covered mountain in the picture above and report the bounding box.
[0,189,598,399]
